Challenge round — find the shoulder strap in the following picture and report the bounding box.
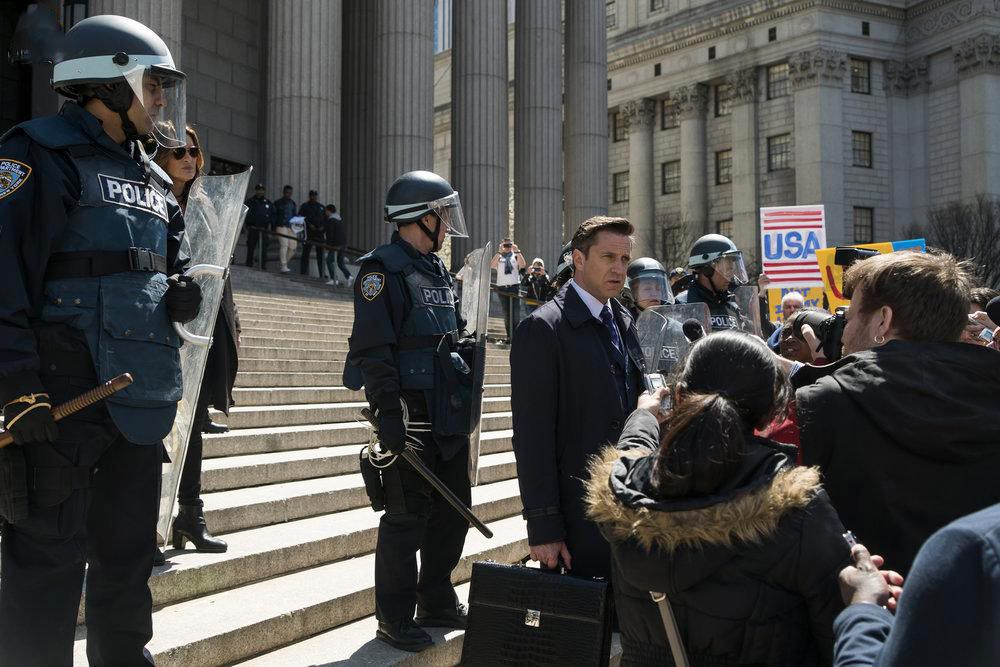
[649,591,690,667]
[369,242,414,274]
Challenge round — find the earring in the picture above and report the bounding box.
[874,335,886,345]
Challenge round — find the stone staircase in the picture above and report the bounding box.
[71,265,526,666]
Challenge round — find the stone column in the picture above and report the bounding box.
[87,0,183,65]
[728,67,759,260]
[790,49,847,244]
[885,58,930,235]
[563,0,608,236]
[514,0,562,267]
[623,98,657,256]
[676,84,708,236]
[451,0,509,266]
[341,0,379,252]
[266,1,342,275]
[955,34,1000,200]
[374,0,435,245]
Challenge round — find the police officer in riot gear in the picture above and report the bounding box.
[626,257,673,314]
[345,170,474,652]
[0,15,197,665]
[676,234,749,332]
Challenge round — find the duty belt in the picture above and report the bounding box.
[397,331,460,351]
[44,247,169,280]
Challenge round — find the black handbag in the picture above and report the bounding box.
[461,559,613,666]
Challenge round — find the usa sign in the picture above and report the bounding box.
[759,205,827,288]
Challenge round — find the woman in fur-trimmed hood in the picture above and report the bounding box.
[586,331,850,667]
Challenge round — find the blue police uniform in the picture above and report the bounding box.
[676,280,745,332]
[345,232,472,627]
[0,101,186,665]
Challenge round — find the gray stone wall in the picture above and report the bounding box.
[608,110,630,219]
[757,80,796,209]
[842,61,890,242]
[705,86,733,232]
[927,52,962,207]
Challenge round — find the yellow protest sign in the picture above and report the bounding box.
[766,286,827,322]
[816,239,926,310]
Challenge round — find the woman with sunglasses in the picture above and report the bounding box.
[154,127,240,556]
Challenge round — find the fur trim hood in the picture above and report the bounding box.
[585,445,823,555]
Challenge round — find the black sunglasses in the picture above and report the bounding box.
[170,146,200,160]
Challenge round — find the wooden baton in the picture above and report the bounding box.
[0,373,133,448]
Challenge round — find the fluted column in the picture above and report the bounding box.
[266,1,342,249]
[885,58,930,234]
[563,0,608,235]
[451,0,509,266]
[623,98,656,257]
[374,0,435,245]
[88,0,182,65]
[790,48,847,243]
[514,0,562,267]
[677,84,708,235]
[342,0,379,251]
[729,67,759,259]
[955,34,1000,200]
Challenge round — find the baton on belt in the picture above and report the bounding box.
[361,407,493,539]
[0,373,134,449]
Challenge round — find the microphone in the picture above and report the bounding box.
[682,318,706,342]
[986,296,1000,329]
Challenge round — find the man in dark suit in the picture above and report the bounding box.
[511,216,645,578]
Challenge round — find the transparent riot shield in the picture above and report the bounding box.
[732,285,764,338]
[461,243,492,486]
[636,303,712,378]
[156,168,252,546]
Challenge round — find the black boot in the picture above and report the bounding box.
[416,602,468,629]
[172,503,228,553]
[202,420,229,434]
[376,621,433,652]
[153,546,165,567]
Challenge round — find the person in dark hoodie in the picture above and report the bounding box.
[587,331,850,666]
[795,250,1000,576]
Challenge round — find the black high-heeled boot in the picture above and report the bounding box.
[171,503,228,553]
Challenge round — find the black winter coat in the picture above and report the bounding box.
[586,410,849,667]
[796,340,1000,575]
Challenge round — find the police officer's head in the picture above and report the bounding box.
[283,185,293,198]
[570,216,634,302]
[627,257,673,311]
[52,15,186,147]
[687,234,749,295]
[384,170,469,253]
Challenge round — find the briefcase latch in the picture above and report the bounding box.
[524,609,541,627]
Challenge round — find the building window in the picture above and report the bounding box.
[606,0,616,28]
[768,26,777,42]
[714,84,732,116]
[767,133,791,171]
[613,171,630,203]
[607,78,612,90]
[612,112,627,142]
[850,58,871,94]
[663,224,684,264]
[708,46,716,60]
[853,207,874,243]
[661,160,680,194]
[716,149,732,184]
[654,63,662,76]
[661,98,679,129]
[716,219,734,237]
[861,21,870,36]
[650,0,665,11]
[767,63,789,99]
[852,131,873,167]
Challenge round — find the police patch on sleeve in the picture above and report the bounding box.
[361,272,385,301]
[0,159,32,201]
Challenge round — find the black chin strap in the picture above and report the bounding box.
[414,214,443,252]
[93,83,142,142]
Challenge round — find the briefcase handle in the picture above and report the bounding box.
[650,591,690,667]
[519,553,568,575]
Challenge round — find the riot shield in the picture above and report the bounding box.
[156,168,252,546]
[636,303,712,378]
[732,285,764,338]
[460,243,492,486]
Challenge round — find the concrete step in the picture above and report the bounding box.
[238,344,509,362]
[74,516,529,667]
[203,450,519,534]
[235,369,511,388]
[241,336,349,351]
[231,383,511,407]
[239,320,355,336]
[237,356,512,376]
[202,436,514,493]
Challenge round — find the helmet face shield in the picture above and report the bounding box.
[712,252,749,286]
[630,273,673,307]
[121,64,186,148]
[428,192,468,238]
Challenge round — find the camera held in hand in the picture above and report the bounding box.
[790,307,848,361]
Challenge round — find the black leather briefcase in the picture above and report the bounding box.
[460,560,613,666]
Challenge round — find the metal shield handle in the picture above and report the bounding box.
[171,263,229,346]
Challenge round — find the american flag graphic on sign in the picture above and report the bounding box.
[759,205,827,288]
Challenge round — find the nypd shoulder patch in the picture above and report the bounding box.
[0,159,32,202]
[361,272,385,301]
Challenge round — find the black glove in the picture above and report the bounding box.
[376,406,406,455]
[165,274,202,323]
[3,394,58,446]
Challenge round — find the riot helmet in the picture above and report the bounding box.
[553,241,574,288]
[687,233,749,287]
[52,15,186,147]
[627,257,673,309]
[384,170,468,252]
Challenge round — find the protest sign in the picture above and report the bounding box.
[760,205,826,288]
[816,238,926,310]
